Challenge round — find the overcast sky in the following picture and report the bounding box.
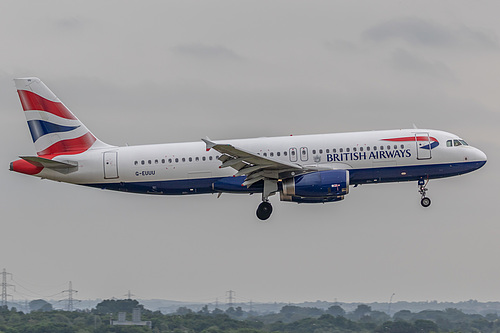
[1,1,499,305]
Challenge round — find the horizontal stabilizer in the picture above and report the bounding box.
[20,156,78,172]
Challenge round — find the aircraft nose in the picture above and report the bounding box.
[475,148,487,162]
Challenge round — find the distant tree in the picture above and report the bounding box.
[29,299,53,312]
[376,320,416,333]
[95,299,144,314]
[325,305,346,317]
[234,306,244,317]
[226,307,236,316]
[394,310,413,321]
[414,319,438,333]
[352,304,372,319]
[366,310,390,323]
[175,307,193,315]
[280,305,323,317]
[198,305,210,315]
[212,308,224,315]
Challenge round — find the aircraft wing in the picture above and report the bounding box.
[202,138,304,186]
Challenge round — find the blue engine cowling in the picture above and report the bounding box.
[280,194,345,204]
[281,170,349,199]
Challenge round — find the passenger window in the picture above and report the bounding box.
[277,152,280,157]
[401,144,404,149]
[333,148,337,153]
[373,146,377,151]
[196,157,199,161]
[353,147,357,152]
[134,161,138,165]
[394,145,397,150]
[340,148,343,153]
[155,159,159,164]
[161,159,165,164]
[148,160,152,164]
[168,158,172,163]
[209,156,213,160]
[284,151,288,156]
[346,148,350,152]
[270,152,274,157]
[189,157,192,162]
[360,147,363,152]
[367,146,370,151]
[387,145,391,150]
[312,150,316,154]
[175,158,179,163]
[263,152,267,157]
[319,149,323,154]
[326,149,330,153]
[202,156,206,161]
[380,146,384,150]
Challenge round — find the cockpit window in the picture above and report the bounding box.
[452,139,469,147]
[448,139,469,147]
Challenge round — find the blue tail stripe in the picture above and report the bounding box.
[27,120,80,142]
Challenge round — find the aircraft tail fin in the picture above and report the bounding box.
[14,77,111,157]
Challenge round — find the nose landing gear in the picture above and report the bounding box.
[418,179,431,207]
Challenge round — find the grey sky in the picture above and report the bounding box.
[1,1,499,304]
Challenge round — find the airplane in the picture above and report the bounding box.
[10,77,487,220]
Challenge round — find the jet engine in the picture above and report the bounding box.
[280,170,349,203]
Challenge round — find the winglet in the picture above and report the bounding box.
[201,137,216,151]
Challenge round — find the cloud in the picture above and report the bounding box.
[172,43,243,61]
[364,17,499,50]
[391,48,455,81]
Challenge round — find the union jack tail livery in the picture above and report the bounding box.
[10,77,487,220]
[14,77,109,157]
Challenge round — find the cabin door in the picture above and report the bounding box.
[415,133,432,160]
[103,151,119,179]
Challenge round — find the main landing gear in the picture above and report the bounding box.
[418,179,431,207]
[256,179,278,221]
[256,201,273,220]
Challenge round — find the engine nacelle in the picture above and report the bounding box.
[282,170,349,198]
[280,194,345,204]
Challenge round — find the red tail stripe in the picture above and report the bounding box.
[383,136,438,142]
[37,132,96,156]
[17,90,77,120]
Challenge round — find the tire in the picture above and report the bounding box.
[256,201,273,220]
[421,197,431,207]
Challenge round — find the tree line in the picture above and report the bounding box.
[0,300,500,333]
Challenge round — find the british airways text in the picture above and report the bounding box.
[327,149,411,162]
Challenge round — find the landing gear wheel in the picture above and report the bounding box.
[418,179,431,208]
[256,201,273,220]
[421,197,431,207]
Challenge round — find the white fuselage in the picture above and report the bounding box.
[36,129,486,196]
